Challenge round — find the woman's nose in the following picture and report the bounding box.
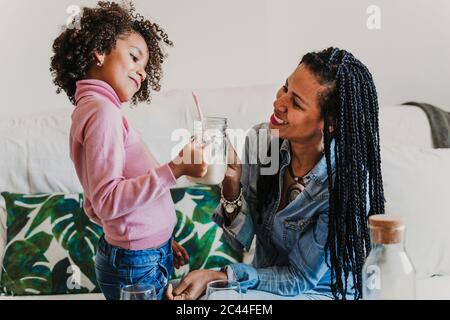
[273,96,288,113]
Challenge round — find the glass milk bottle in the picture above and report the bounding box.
[362,215,416,300]
[187,117,228,185]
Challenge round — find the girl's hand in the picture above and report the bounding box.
[169,139,208,179]
[172,240,189,269]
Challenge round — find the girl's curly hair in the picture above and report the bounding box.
[50,1,173,105]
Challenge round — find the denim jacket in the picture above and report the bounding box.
[213,123,354,298]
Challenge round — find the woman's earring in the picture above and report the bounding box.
[97,61,103,67]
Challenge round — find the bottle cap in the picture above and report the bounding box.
[368,214,404,228]
[368,214,405,244]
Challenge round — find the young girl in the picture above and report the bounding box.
[50,1,206,300]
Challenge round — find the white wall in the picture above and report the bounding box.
[266,0,450,111]
[0,0,449,118]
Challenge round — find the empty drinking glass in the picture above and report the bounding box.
[120,283,157,300]
[206,280,242,300]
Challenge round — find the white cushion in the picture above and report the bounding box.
[0,110,83,194]
[381,145,450,279]
[379,106,432,148]
[0,120,32,194]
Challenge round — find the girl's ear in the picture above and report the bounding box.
[93,50,105,67]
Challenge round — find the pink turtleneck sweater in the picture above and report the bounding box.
[69,79,177,250]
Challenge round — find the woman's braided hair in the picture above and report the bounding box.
[256,47,384,299]
[50,1,173,105]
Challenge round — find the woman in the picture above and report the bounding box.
[166,47,385,300]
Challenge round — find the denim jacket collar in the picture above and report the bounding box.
[279,138,336,198]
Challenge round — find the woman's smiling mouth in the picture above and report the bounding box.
[270,113,289,126]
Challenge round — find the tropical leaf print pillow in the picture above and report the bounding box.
[0,192,102,296]
[170,185,243,279]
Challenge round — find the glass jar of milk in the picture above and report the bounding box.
[187,117,228,185]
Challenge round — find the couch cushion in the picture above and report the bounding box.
[381,145,450,279]
[379,106,432,148]
[0,192,102,296]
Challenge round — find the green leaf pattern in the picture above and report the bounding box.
[0,186,242,295]
[1,192,101,296]
[171,185,243,279]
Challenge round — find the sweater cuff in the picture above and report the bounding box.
[155,163,177,188]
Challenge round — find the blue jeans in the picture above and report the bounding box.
[95,235,173,300]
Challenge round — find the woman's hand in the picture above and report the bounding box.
[169,139,208,179]
[225,138,242,181]
[172,240,189,269]
[165,270,227,300]
[222,139,242,200]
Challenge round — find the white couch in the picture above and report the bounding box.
[1,84,449,300]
